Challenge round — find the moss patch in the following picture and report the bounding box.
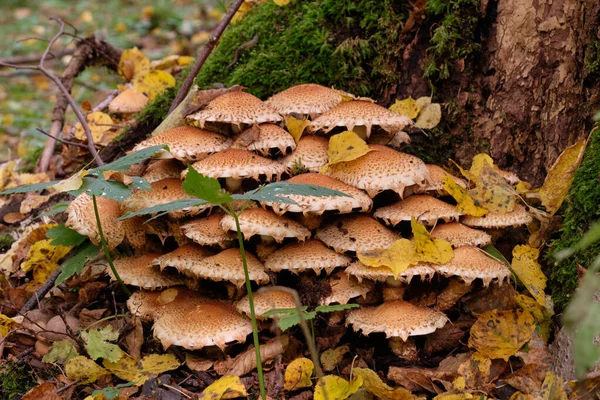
[0,233,14,252]
[547,126,600,310]
[584,40,600,77]
[0,361,38,399]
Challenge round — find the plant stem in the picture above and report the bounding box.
[92,195,131,296]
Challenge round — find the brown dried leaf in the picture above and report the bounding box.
[214,336,289,376]
[388,367,453,393]
[424,321,471,356]
[125,317,144,360]
[320,345,350,372]
[504,364,544,395]
[21,382,61,400]
[436,278,472,311]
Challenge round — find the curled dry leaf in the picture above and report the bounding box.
[284,357,314,391]
[215,336,289,376]
[443,175,487,217]
[21,382,61,400]
[354,367,418,399]
[321,345,350,372]
[286,116,310,143]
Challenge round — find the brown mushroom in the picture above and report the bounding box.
[264,239,352,275]
[141,159,183,183]
[107,253,186,290]
[266,83,344,117]
[373,195,462,226]
[235,288,297,320]
[220,208,310,243]
[279,136,329,173]
[180,214,235,248]
[66,193,124,250]
[434,246,512,286]
[108,88,148,114]
[461,204,532,228]
[430,222,492,248]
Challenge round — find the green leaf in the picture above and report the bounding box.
[89,145,167,173]
[239,182,351,204]
[278,311,318,331]
[46,224,87,247]
[482,244,510,266]
[55,241,100,285]
[37,202,69,218]
[182,166,233,204]
[263,306,309,317]
[117,198,208,220]
[92,383,136,400]
[130,176,151,191]
[0,180,60,195]
[81,325,122,363]
[43,340,79,365]
[315,304,360,313]
[70,177,131,202]
[573,302,600,378]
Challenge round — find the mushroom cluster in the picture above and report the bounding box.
[66,84,529,359]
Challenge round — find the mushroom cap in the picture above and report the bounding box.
[126,290,164,321]
[323,145,430,197]
[186,148,287,181]
[434,246,512,286]
[279,136,329,173]
[311,101,412,136]
[152,244,214,272]
[180,214,235,248]
[461,205,532,228]
[415,165,467,194]
[66,193,124,249]
[316,214,400,254]
[233,124,296,156]
[346,300,448,340]
[236,288,297,320]
[261,173,372,215]
[108,253,186,289]
[108,88,148,114]
[345,261,436,283]
[319,271,372,305]
[430,222,492,248]
[220,208,311,243]
[122,178,211,219]
[264,239,352,274]
[152,293,252,350]
[186,248,270,288]
[373,195,462,226]
[131,126,232,163]
[255,242,279,262]
[266,84,343,115]
[142,159,183,183]
[189,91,282,126]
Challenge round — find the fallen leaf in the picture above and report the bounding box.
[139,353,181,375]
[323,131,373,171]
[468,309,536,361]
[416,97,432,108]
[511,246,547,307]
[457,352,491,389]
[273,0,292,5]
[186,354,214,372]
[102,351,181,386]
[468,162,516,213]
[81,325,122,362]
[321,345,350,372]
[73,111,115,145]
[65,355,110,384]
[285,116,310,143]
[415,103,442,129]
[510,392,535,400]
[52,169,88,193]
[199,375,248,399]
[4,212,25,224]
[20,194,51,214]
[357,239,415,277]
[389,97,421,119]
[43,340,79,365]
[443,174,487,217]
[539,372,567,400]
[412,218,453,265]
[314,375,363,400]
[21,382,61,400]
[118,48,151,81]
[21,239,71,274]
[0,313,19,337]
[514,294,552,341]
[215,336,288,376]
[133,70,176,101]
[354,367,417,399]
[284,357,314,391]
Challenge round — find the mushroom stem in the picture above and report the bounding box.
[389,337,418,361]
[383,278,407,301]
[231,123,244,134]
[436,278,472,311]
[225,177,243,193]
[298,212,323,230]
[352,125,368,141]
[260,235,276,245]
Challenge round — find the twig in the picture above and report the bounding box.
[19,262,63,315]
[92,89,119,112]
[228,34,259,68]
[36,128,89,149]
[56,379,82,393]
[168,0,245,114]
[0,48,75,65]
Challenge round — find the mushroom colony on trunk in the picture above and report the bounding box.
[67,83,531,360]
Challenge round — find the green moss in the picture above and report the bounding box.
[0,233,14,252]
[547,127,600,310]
[424,0,481,82]
[584,40,600,77]
[0,361,37,399]
[195,0,406,99]
[17,146,43,173]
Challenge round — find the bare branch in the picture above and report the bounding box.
[0,48,75,65]
[35,128,89,149]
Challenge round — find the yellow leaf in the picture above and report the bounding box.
[321,345,350,372]
[285,116,310,143]
[323,131,373,171]
[0,314,19,337]
[284,357,314,390]
[353,368,417,400]
[411,218,453,264]
[52,169,88,193]
[103,351,181,386]
[509,392,534,400]
[468,161,516,213]
[314,375,363,400]
[73,111,115,145]
[273,0,291,5]
[133,70,176,102]
[118,48,151,81]
[514,294,553,341]
[416,96,432,108]
[414,103,441,129]
[537,138,587,216]
[539,372,567,400]
[232,1,255,24]
[453,377,466,391]
[433,393,473,400]
[4,172,50,190]
[21,239,71,273]
[199,375,248,400]
[511,246,547,306]
[457,352,491,389]
[139,353,181,375]
[177,56,194,66]
[443,174,488,217]
[357,239,416,278]
[468,309,536,361]
[65,356,110,384]
[389,97,421,119]
[0,161,16,191]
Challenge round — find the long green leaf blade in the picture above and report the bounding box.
[0,180,60,195]
[117,198,208,220]
[182,166,233,204]
[89,145,167,173]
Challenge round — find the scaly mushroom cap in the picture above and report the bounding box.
[316,214,400,254]
[126,290,164,321]
[236,289,297,320]
[346,300,448,340]
[186,148,287,181]
[189,91,282,127]
[461,205,532,228]
[311,100,413,137]
[152,244,213,273]
[186,248,270,288]
[373,195,462,226]
[152,294,252,350]
[131,126,232,163]
[345,261,436,283]
[108,253,186,289]
[319,271,372,305]
[415,165,467,194]
[122,178,210,219]
[108,88,148,114]
[430,222,492,248]
[233,124,296,156]
[264,239,352,274]
[180,214,235,248]
[266,84,343,115]
[66,193,124,250]
[323,145,430,197]
[262,173,372,215]
[279,136,329,172]
[434,246,512,286]
[220,208,311,243]
[142,159,183,183]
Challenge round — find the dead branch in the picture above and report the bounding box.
[0,48,75,65]
[18,262,63,315]
[228,34,259,68]
[35,128,88,149]
[168,0,246,114]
